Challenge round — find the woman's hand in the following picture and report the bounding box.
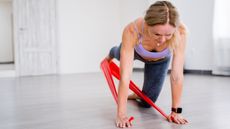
[115,113,132,128]
[167,112,188,124]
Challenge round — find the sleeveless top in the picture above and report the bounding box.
[133,20,171,59]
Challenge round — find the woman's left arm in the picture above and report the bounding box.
[168,24,188,124]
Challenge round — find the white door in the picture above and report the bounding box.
[13,0,57,76]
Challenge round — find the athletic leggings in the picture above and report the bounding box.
[109,44,171,108]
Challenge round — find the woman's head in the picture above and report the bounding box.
[144,1,180,27]
[144,1,182,49]
[147,23,176,45]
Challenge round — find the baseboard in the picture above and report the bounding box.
[133,68,213,75]
[0,61,14,64]
[182,69,212,75]
[133,68,144,72]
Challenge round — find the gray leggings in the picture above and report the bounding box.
[109,44,171,108]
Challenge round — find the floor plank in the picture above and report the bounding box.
[0,72,230,129]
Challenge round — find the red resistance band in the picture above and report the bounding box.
[100,58,168,121]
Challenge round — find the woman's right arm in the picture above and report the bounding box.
[116,23,137,128]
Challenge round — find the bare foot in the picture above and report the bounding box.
[128,93,140,100]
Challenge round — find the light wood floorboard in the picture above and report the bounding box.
[0,72,230,129]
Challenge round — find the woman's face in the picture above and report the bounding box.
[147,24,176,44]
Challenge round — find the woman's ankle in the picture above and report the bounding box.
[106,55,113,62]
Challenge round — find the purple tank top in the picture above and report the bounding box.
[133,20,171,59]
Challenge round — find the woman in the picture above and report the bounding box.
[106,1,188,128]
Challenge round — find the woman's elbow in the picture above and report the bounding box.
[170,74,184,86]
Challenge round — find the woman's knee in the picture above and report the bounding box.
[109,46,121,60]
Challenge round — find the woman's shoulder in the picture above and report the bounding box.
[134,17,143,24]
[178,22,187,37]
[169,22,187,52]
[123,18,142,36]
[122,18,144,46]
[124,17,144,33]
[174,22,187,50]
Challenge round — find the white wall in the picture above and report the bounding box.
[113,0,215,70]
[148,0,215,70]
[57,0,151,73]
[0,1,13,63]
[119,0,149,28]
[57,0,121,73]
[57,0,215,74]
[173,0,214,70]
[119,0,149,68]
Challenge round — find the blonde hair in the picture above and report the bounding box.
[144,1,186,51]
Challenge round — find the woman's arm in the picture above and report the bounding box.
[170,25,186,109]
[116,23,137,128]
[168,24,188,124]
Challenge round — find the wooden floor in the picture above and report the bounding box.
[0,72,230,129]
